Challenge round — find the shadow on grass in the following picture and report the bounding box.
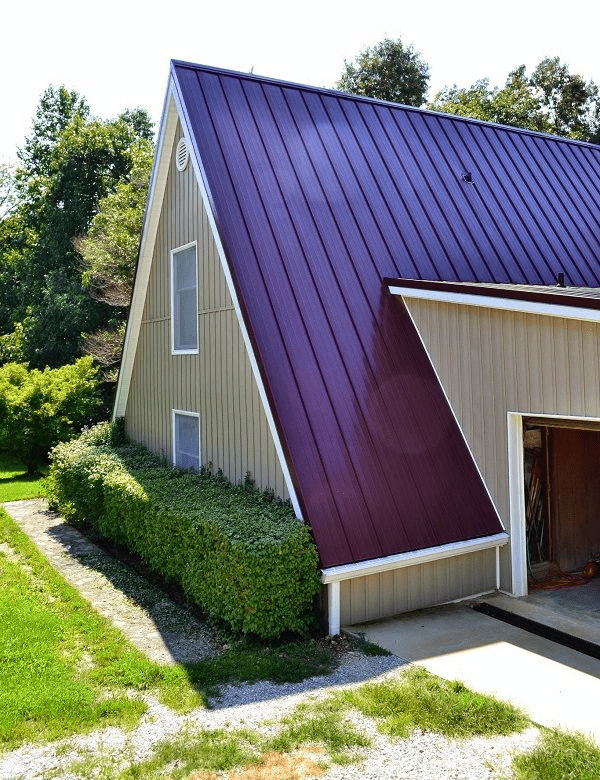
[32,505,405,705]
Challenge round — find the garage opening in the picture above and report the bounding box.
[523,418,600,584]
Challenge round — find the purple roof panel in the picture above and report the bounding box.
[172,61,600,567]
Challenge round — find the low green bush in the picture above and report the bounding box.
[46,422,321,638]
[0,357,101,473]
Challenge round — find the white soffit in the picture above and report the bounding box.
[388,284,600,323]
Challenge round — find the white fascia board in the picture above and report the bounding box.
[320,532,509,584]
[113,85,180,419]
[388,285,600,323]
[169,73,303,520]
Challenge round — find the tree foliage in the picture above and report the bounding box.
[78,140,153,308]
[0,357,101,472]
[337,37,430,107]
[74,138,153,376]
[0,163,18,220]
[431,57,600,143]
[0,86,154,370]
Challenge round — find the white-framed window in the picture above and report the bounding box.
[172,409,200,471]
[171,242,198,354]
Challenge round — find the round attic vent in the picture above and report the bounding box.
[175,138,189,172]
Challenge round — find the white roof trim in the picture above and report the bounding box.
[113,84,179,419]
[320,532,509,584]
[115,71,303,520]
[388,284,600,323]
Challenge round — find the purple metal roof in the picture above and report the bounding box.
[171,61,600,568]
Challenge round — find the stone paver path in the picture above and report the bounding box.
[2,499,217,665]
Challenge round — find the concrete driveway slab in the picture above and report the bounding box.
[347,602,600,742]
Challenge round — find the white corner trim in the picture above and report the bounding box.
[113,87,180,420]
[320,533,509,584]
[388,284,600,323]
[327,581,341,636]
[507,412,528,597]
[169,74,303,520]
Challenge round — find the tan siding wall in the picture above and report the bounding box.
[340,549,496,625]
[125,122,289,498]
[404,298,600,588]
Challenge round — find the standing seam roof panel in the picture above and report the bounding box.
[171,62,600,567]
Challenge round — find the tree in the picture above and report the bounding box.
[530,57,600,142]
[17,86,89,180]
[0,163,18,219]
[430,57,600,143]
[78,139,153,308]
[76,139,153,377]
[0,88,154,370]
[337,37,430,107]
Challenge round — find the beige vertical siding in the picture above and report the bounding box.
[404,297,600,589]
[339,549,496,625]
[125,122,289,498]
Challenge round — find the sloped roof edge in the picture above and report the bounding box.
[114,71,304,519]
[113,83,179,420]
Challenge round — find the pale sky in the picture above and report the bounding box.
[2,0,600,163]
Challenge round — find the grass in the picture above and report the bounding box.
[332,666,528,738]
[0,498,340,754]
[0,452,46,502]
[57,667,534,780]
[512,730,600,780]
[0,507,207,751]
[3,456,595,780]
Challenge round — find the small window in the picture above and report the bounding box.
[173,410,200,470]
[171,243,198,353]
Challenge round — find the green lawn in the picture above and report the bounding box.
[0,507,205,751]
[0,453,46,502]
[2,455,596,780]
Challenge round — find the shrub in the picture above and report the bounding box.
[0,357,102,472]
[46,423,321,638]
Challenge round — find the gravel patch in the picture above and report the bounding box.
[0,652,540,780]
[0,499,541,779]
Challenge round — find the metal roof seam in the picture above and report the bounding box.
[293,90,453,544]
[503,131,599,284]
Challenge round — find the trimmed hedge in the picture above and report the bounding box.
[45,422,321,638]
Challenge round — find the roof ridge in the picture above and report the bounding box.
[171,59,600,151]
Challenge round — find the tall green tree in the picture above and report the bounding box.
[0,87,154,369]
[17,86,89,180]
[337,37,430,107]
[431,57,600,143]
[530,57,600,142]
[76,139,153,377]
